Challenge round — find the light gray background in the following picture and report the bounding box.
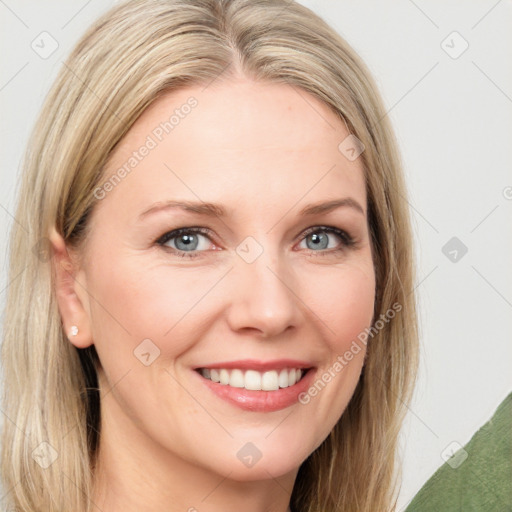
[1,1,511,510]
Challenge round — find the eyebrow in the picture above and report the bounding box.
[138,197,365,219]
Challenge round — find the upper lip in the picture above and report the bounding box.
[194,359,314,372]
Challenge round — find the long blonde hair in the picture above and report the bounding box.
[1,1,418,510]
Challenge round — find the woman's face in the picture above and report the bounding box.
[63,78,375,483]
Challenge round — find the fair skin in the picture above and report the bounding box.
[50,78,375,512]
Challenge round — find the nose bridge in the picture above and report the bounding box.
[227,234,301,337]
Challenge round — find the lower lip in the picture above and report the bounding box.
[193,368,316,412]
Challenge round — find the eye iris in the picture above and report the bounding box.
[307,232,329,250]
[175,233,198,251]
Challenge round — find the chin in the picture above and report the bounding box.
[230,440,310,482]
[221,458,302,483]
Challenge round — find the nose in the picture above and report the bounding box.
[225,242,303,339]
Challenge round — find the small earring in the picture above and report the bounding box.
[69,325,79,337]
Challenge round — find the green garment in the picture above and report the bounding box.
[406,392,512,511]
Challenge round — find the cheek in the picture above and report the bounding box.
[304,262,376,352]
[87,252,184,334]
[289,261,375,448]
[85,256,210,428]
[85,251,222,371]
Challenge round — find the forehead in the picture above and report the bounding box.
[95,78,366,220]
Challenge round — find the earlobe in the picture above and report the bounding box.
[48,226,94,348]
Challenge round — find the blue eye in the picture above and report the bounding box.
[299,226,355,252]
[157,227,213,258]
[156,225,356,259]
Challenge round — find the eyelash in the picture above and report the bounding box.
[155,226,356,259]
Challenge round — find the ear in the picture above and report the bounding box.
[49,226,93,348]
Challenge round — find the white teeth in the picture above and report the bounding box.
[261,370,279,391]
[219,369,230,385]
[278,368,289,388]
[199,367,306,391]
[244,370,262,390]
[230,369,245,388]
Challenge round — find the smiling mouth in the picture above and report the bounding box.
[195,367,312,391]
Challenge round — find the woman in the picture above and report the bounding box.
[0,1,418,511]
